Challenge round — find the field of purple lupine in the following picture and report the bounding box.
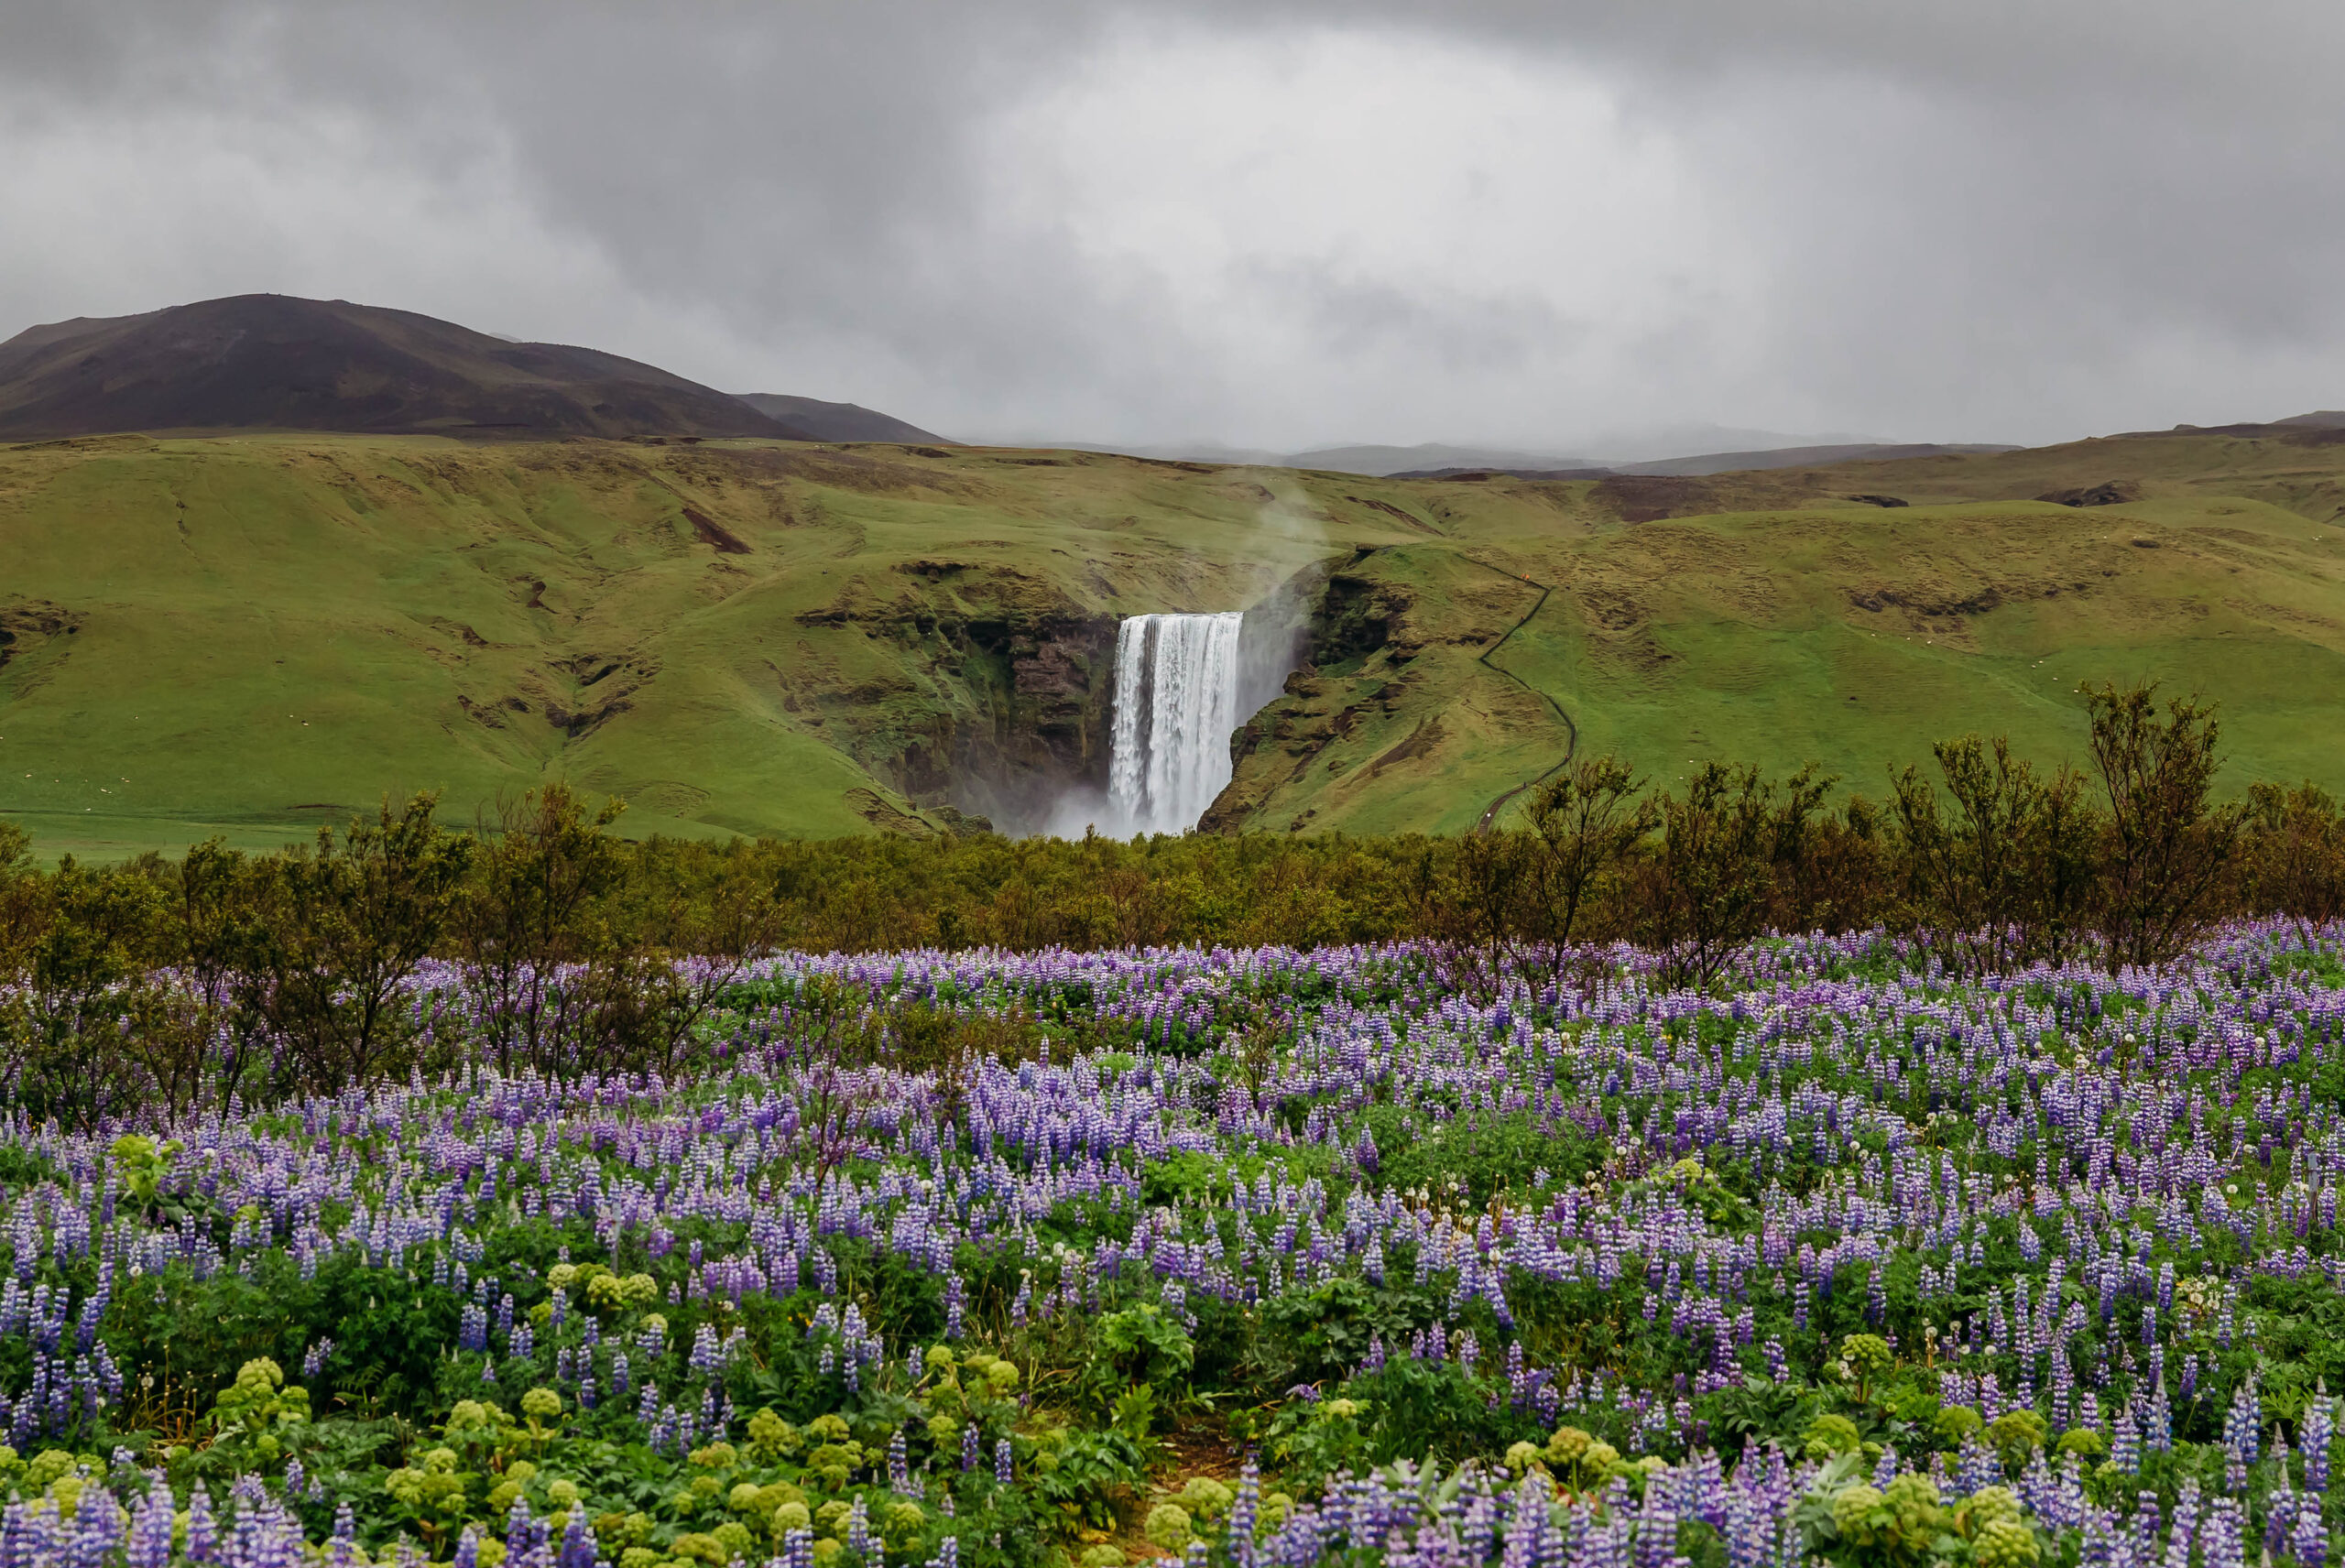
[5,924,2345,1568]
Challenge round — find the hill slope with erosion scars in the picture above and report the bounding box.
[1216,423,2345,833]
[2,426,2343,855]
[0,437,1359,855]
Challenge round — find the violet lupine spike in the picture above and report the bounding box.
[1225,1460,1261,1568]
[65,1484,122,1568]
[125,1484,173,1568]
[556,1512,599,1568]
[185,1486,216,1564]
[2308,1396,2337,1496]
[2266,1469,2299,1564]
[2295,1493,2329,1568]
[505,1496,533,1563]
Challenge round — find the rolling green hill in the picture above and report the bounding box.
[3,423,2343,858]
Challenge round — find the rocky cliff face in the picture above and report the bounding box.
[1199,544,1562,836]
[786,560,1121,833]
[1199,552,1413,833]
[783,552,1344,835]
[879,613,1121,830]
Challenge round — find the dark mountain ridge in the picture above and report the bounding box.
[2141,411,2345,441]
[0,294,813,441]
[730,393,947,445]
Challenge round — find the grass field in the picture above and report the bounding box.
[1493,500,2345,809]
[3,426,2342,856]
[1222,451,2345,831]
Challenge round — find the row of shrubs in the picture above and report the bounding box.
[1,681,2336,1119]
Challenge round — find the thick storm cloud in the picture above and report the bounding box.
[3,0,2338,451]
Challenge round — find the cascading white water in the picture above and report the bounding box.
[1108,611,1245,834]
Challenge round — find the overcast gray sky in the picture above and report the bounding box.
[4,0,2340,452]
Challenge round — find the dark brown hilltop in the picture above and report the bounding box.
[0,294,814,441]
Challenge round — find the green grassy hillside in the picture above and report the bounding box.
[1218,430,2345,833]
[0,436,1357,856]
[3,427,2342,856]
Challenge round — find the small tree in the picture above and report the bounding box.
[0,822,36,1046]
[246,794,474,1093]
[163,838,270,1116]
[1633,763,1783,990]
[1892,737,2101,972]
[575,838,782,1075]
[1782,792,1892,936]
[2083,681,2242,968]
[452,785,629,1075]
[2014,763,2102,967]
[2241,782,2345,944]
[1761,763,1846,931]
[1430,830,1537,996]
[8,855,169,1132]
[1523,755,1652,952]
[0,822,31,938]
[1892,737,2023,970]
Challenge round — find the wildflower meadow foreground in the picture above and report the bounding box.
[7,924,2345,1568]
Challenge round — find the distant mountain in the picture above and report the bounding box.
[1045,440,1292,467]
[731,394,947,445]
[0,295,813,441]
[1284,441,1600,476]
[1391,442,2020,481]
[1610,441,2020,477]
[1278,428,1915,476]
[2127,411,2345,440]
[1385,466,1617,482]
[1039,431,1932,478]
[1570,424,1892,463]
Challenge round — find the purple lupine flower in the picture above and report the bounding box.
[125,1483,173,1568]
[186,1485,216,1563]
[559,1512,599,1568]
[2296,1494,2329,1568]
[847,1496,874,1561]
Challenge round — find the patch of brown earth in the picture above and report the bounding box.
[682,505,752,554]
[1590,475,1722,523]
[2037,481,2143,507]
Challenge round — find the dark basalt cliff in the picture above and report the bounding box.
[881,613,1123,829]
[784,559,1124,833]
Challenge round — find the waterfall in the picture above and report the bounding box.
[1108,612,1245,834]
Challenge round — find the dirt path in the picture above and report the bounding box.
[1468,563,1578,835]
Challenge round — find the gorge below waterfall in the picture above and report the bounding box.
[1107,611,1246,834]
